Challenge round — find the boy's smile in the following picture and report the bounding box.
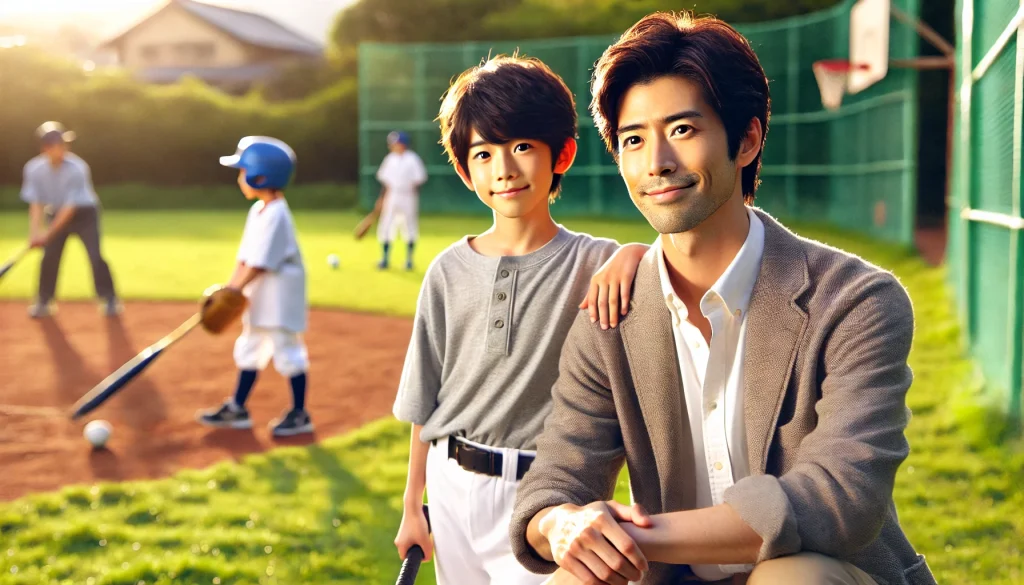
[457,129,576,220]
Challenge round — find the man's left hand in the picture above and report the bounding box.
[29,231,48,248]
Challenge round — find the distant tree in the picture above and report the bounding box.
[330,0,521,50]
[330,0,844,49]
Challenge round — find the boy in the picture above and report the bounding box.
[375,130,428,270]
[392,56,649,584]
[196,136,314,438]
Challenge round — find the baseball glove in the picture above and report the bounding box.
[200,285,248,334]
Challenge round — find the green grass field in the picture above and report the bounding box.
[0,210,1022,584]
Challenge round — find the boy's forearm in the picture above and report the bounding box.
[404,424,429,508]
[228,263,265,289]
[623,504,762,565]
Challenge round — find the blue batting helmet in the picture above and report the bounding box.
[387,131,410,147]
[220,136,296,190]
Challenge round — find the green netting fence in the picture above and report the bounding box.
[358,0,922,243]
[947,0,1023,417]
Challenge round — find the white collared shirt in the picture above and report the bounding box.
[654,207,765,580]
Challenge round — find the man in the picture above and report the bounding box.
[509,12,935,585]
[22,121,120,318]
[375,130,427,270]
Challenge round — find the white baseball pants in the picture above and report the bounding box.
[426,436,547,585]
[377,192,419,244]
[233,326,309,378]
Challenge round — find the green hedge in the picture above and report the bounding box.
[0,48,358,187]
[0,183,358,211]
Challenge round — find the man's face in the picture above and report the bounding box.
[42,142,67,165]
[457,128,575,220]
[615,75,746,235]
[389,142,407,154]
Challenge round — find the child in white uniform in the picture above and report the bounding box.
[375,130,427,270]
[197,136,314,438]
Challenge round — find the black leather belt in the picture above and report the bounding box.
[443,436,534,480]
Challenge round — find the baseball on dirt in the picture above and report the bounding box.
[327,253,340,269]
[84,420,112,449]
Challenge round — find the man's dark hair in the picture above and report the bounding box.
[438,55,578,199]
[590,12,771,202]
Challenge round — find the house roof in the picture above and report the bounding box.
[137,63,281,84]
[101,0,322,56]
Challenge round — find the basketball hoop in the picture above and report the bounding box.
[812,60,870,111]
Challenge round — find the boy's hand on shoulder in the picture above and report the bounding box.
[580,243,649,330]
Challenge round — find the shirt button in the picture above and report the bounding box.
[693,340,701,349]
[494,319,504,328]
[714,462,723,471]
[500,269,510,278]
[497,292,507,301]
[734,309,742,317]
[709,401,718,411]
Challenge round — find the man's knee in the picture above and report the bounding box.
[747,552,876,585]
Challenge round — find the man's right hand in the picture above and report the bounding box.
[28,231,47,248]
[394,504,433,562]
[538,501,651,585]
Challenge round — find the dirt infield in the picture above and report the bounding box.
[0,301,412,502]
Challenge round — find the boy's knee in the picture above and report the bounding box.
[272,341,308,378]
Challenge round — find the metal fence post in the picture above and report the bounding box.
[1008,0,1024,417]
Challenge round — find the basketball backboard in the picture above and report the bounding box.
[848,0,890,94]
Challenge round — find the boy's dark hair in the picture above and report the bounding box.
[590,12,771,202]
[438,55,577,200]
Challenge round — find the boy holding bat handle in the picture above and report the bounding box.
[196,136,315,438]
[391,55,650,585]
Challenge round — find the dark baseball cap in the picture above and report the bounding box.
[36,121,76,145]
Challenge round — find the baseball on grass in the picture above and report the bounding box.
[327,253,340,269]
[84,420,112,449]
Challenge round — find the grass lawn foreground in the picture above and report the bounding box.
[0,210,1021,584]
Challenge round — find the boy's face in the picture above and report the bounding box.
[456,129,576,220]
[237,169,258,200]
[615,75,760,234]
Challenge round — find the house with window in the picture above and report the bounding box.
[99,0,323,92]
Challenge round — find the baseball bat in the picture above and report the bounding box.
[396,546,424,585]
[395,504,431,585]
[0,245,29,281]
[69,313,202,420]
[354,191,386,240]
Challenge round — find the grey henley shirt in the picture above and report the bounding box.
[392,226,620,450]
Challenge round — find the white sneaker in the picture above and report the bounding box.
[28,301,53,319]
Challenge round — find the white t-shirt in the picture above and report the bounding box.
[236,198,307,333]
[376,151,427,197]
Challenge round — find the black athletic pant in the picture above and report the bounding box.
[38,206,117,304]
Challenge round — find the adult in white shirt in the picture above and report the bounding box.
[512,12,931,585]
[375,130,427,270]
